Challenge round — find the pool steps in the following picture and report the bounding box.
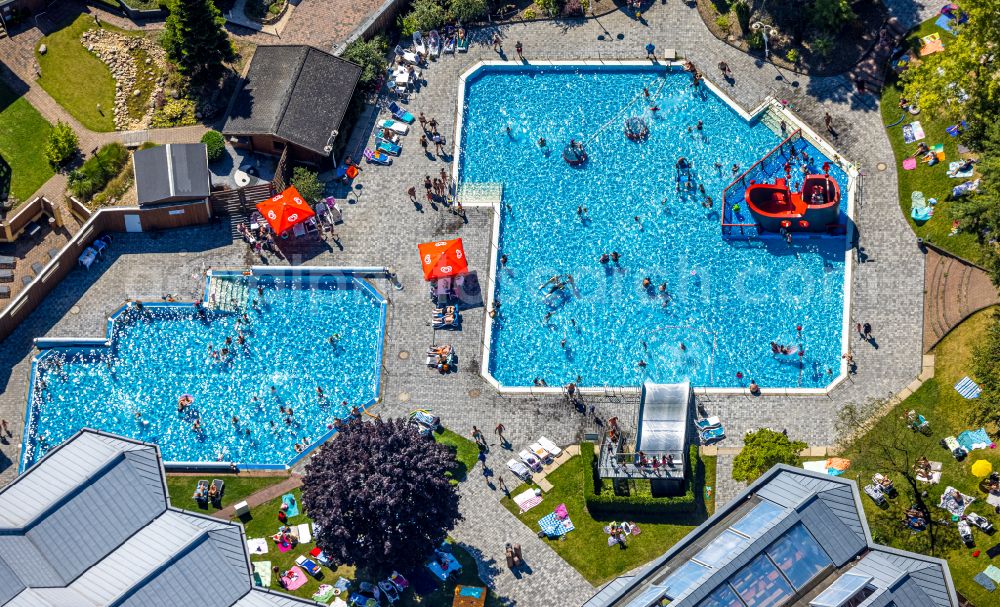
[205,275,250,313]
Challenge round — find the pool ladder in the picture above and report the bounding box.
[206,277,250,313]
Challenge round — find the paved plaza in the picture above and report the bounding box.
[0,1,946,604]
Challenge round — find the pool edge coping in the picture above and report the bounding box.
[454,60,858,397]
[20,266,390,474]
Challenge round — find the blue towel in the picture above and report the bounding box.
[957,428,992,451]
[935,14,955,34]
[911,207,933,222]
[975,572,996,592]
[538,513,575,536]
[955,376,982,399]
[281,493,300,518]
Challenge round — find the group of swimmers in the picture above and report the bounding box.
[770,341,798,356]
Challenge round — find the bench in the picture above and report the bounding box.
[21,276,32,287]
[31,261,43,276]
[0,286,9,298]
[0,269,12,282]
[0,255,14,268]
[47,248,59,260]
[27,222,41,239]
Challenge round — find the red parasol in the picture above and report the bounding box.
[417,238,469,281]
[255,186,315,234]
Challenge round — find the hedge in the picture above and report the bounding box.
[582,443,700,515]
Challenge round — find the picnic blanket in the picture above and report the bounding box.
[986,565,1000,584]
[513,488,543,513]
[825,457,851,475]
[947,161,974,178]
[974,572,996,592]
[953,179,980,198]
[935,14,956,34]
[252,561,271,587]
[923,144,945,163]
[957,428,992,452]
[919,33,944,55]
[281,493,300,517]
[282,566,308,591]
[956,376,982,399]
[938,486,975,516]
[296,523,312,543]
[903,121,925,143]
[902,157,917,170]
[538,512,575,537]
[426,550,462,581]
[247,537,268,555]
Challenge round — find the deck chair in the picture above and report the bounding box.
[538,436,562,457]
[211,479,225,505]
[393,45,419,65]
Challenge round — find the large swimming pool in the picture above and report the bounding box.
[460,64,850,390]
[21,270,386,470]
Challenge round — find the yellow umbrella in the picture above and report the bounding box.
[971,459,993,478]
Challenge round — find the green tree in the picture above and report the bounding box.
[163,0,235,85]
[448,0,487,22]
[731,429,806,483]
[901,0,1000,145]
[342,35,388,88]
[400,0,447,36]
[952,122,1000,283]
[810,0,854,35]
[44,121,79,168]
[200,130,226,163]
[291,166,324,203]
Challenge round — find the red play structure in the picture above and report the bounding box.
[745,172,841,233]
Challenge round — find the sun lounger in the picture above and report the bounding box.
[393,45,420,65]
[47,248,59,261]
[537,436,562,457]
[193,480,209,502]
[701,427,726,443]
[295,555,322,577]
[428,30,441,58]
[364,148,392,165]
[310,547,333,566]
[695,416,722,430]
[211,479,225,505]
[443,35,456,54]
[518,449,542,472]
[0,286,9,298]
[379,119,409,135]
[296,523,312,543]
[0,255,14,268]
[529,442,552,463]
[507,458,532,481]
[376,137,402,156]
[863,484,887,506]
[388,101,415,123]
[413,31,427,56]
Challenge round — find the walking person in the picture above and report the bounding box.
[428,117,438,133]
[497,475,508,495]
[492,32,503,53]
[862,322,872,340]
[515,41,523,61]
[440,167,449,189]
[419,112,428,131]
[472,425,486,447]
[420,134,428,154]
[1,418,8,437]
[495,422,507,446]
[434,134,445,156]
[824,112,835,135]
[407,186,417,203]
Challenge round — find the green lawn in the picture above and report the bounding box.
[35,15,140,132]
[501,452,715,585]
[838,307,998,607]
[880,17,982,262]
[0,81,54,202]
[165,473,288,513]
[434,428,481,481]
[239,488,498,605]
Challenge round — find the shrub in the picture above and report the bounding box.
[91,160,135,208]
[715,15,730,31]
[786,48,800,63]
[151,98,198,128]
[68,143,129,201]
[810,34,834,58]
[45,121,79,168]
[747,29,764,50]
[562,0,583,16]
[342,35,389,88]
[732,429,805,483]
[536,0,563,17]
[291,166,324,204]
[400,0,447,36]
[733,0,750,32]
[201,130,226,163]
[448,0,487,22]
[810,0,854,34]
[581,443,700,515]
[523,7,537,19]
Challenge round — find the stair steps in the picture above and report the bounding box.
[205,276,250,313]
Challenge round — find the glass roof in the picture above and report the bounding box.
[695,530,751,568]
[765,523,833,589]
[728,554,794,607]
[624,585,668,607]
[730,500,786,538]
[663,561,712,599]
[697,585,745,607]
[810,573,873,607]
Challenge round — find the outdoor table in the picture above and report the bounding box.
[78,247,98,269]
[93,239,107,255]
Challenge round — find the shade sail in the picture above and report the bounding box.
[418,238,469,281]
[255,186,315,234]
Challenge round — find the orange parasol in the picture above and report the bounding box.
[417,238,469,281]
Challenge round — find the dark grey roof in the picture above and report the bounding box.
[133,143,210,205]
[586,465,959,607]
[223,45,362,156]
[0,429,322,607]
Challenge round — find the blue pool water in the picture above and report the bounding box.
[22,272,386,469]
[460,65,849,389]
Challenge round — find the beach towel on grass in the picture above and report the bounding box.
[953,179,980,198]
[296,523,312,543]
[956,376,982,399]
[947,161,974,178]
[986,565,1000,584]
[938,486,975,516]
[281,493,299,517]
[253,561,271,587]
[975,572,996,592]
[538,512,575,537]
[247,538,268,555]
[513,488,543,513]
[957,428,992,451]
[312,584,335,602]
[903,121,925,144]
[902,158,917,170]
[282,566,308,590]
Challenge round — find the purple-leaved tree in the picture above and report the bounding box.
[302,417,462,573]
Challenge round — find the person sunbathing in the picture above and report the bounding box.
[915,142,929,156]
[207,483,218,499]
